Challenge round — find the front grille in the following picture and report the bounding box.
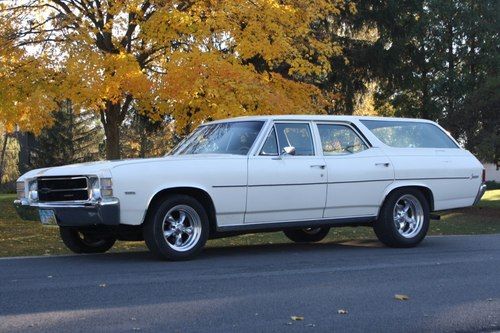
[37,176,90,202]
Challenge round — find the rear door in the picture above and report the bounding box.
[315,122,394,219]
[245,121,327,224]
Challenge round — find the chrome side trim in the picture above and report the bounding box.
[217,216,375,233]
[397,177,470,181]
[212,176,473,189]
[213,179,395,188]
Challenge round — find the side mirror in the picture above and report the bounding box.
[282,146,296,156]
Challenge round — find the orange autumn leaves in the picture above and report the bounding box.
[140,0,349,129]
[157,52,327,127]
[1,0,353,134]
[63,52,151,111]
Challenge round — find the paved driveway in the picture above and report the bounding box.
[0,235,499,332]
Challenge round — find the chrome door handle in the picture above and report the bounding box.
[310,165,326,169]
[375,162,390,167]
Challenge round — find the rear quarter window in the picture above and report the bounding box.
[360,120,458,148]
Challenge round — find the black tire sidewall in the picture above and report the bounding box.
[59,227,116,254]
[145,195,209,260]
[374,188,430,247]
[283,227,330,243]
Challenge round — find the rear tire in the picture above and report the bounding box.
[143,194,209,261]
[373,188,430,248]
[59,227,116,254]
[283,227,330,243]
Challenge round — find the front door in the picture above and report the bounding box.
[245,122,327,224]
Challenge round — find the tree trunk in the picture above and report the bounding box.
[445,17,458,137]
[16,132,35,174]
[139,129,147,158]
[101,102,122,160]
[421,65,430,120]
[0,133,9,182]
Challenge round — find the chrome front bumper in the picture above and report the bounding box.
[473,183,487,206]
[14,198,120,227]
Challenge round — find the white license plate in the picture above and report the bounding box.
[39,209,57,225]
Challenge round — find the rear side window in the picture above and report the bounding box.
[360,120,458,148]
[275,123,315,156]
[317,124,367,155]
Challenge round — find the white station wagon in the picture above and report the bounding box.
[15,115,486,260]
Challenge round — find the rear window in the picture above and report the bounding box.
[360,120,458,148]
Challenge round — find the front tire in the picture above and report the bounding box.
[143,195,209,260]
[283,227,330,243]
[373,188,430,248]
[59,227,116,254]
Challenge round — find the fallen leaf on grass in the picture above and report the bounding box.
[394,294,410,301]
[291,316,304,321]
[337,309,348,315]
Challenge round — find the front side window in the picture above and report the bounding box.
[361,120,458,148]
[175,121,264,155]
[317,124,367,155]
[275,123,315,156]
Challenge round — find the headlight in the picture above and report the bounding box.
[28,181,38,201]
[100,178,113,197]
[16,181,25,199]
[90,176,113,200]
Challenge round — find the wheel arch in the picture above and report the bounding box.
[143,187,218,236]
[378,184,435,217]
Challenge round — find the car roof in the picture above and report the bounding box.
[204,115,435,125]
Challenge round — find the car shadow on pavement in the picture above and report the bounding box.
[44,236,445,263]
[75,238,391,262]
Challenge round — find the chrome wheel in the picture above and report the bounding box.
[393,194,424,239]
[162,205,202,252]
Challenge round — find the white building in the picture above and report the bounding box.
[484,162,500,182]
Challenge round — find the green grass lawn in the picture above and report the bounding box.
[1,190,499,257]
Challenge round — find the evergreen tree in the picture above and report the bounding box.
[345,0,499,161]
[25,100,104,168]
[120,109,174,158]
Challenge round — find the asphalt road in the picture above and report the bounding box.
[0,235,499,333]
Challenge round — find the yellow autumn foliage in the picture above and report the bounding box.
[155,51,327,130]
[1,0,353,139]
[62,51,152,111]
[0,23,57,133]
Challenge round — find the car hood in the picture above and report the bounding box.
[18,154,244,181]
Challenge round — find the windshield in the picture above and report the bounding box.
[173,121,264,155]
